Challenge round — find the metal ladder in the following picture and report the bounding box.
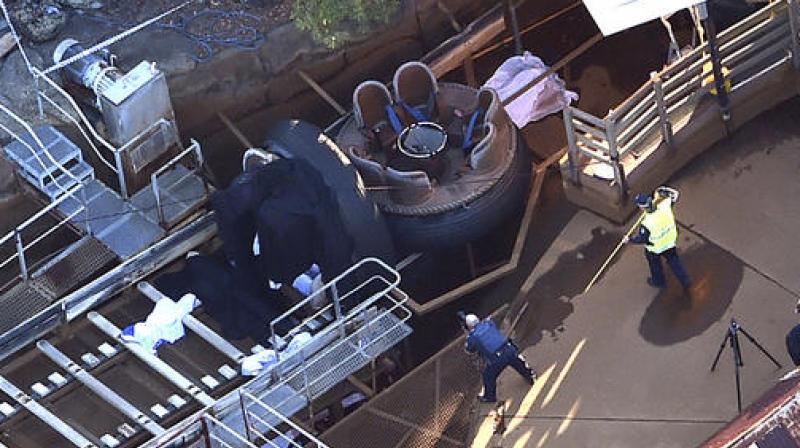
[2,126,94,202]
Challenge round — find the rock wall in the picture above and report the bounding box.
[149,0,497,144]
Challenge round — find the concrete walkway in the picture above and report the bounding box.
[472,99,800,448]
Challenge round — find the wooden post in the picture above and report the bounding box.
[503,0,523,55]
[463,55,478,88]
[650,72,674,148]
[298,70,347,116]
[788,0,800,70]
[562,107,581,185]
[604,117,628,203]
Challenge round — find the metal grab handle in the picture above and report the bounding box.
[151,139,205,227]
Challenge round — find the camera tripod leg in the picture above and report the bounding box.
[734,347,742,413]
[738,327,782,369]
[710,330,730,372]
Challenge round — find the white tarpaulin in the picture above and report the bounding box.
[583,0,704,36]
[483,52,578,129]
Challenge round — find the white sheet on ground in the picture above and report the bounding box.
[483,51,578,128]
[124,294,200,353]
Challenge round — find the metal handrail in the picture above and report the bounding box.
[150,138,204,226]
[241,391,331,448]
[0,101,78,195]
[202,414,259,448]
[31,68,118,159]
[258,289,411,412]
[0,183,86,278]
[563,0,797,193]
[36,90,118,173]
[268,258,402,347]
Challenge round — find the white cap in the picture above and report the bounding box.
[465,314,480,329]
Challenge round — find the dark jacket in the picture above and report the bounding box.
[466,319,508,361]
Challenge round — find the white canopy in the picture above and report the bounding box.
[583,0,705,36]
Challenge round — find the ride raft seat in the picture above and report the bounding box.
[346,146,432,205]
[393,61,440,125]
[464,88,503,172]
[353,80,400,152]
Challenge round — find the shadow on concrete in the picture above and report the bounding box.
[639,243,743,346]
[518,226,620,345]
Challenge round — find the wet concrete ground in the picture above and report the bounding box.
[471,97,800,447]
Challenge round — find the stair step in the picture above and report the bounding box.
[130,164,206,227]
[3,126,83,186]
[41,160,94,201]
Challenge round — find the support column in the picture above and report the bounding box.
[503,0,523,55]
[562,108,580,185]
[789,0,800,70]
[651,72,674,148]
[604,117,627,203]
[698,2,731,122]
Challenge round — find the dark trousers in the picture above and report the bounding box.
[482,343,534,401]
[786,324,800,366]
[645,247,691,289]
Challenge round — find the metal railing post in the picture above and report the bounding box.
[199,415,212,448]
[34,75,44,119]
[151,173,166,227]
[301,354,315,422]
[14,229,28,281]
[562,107,581,185]
[789,0,800,70]
[239,391,253,443]
[80,184,92,236]
[604,117,628,202]
[113,150,128,199]
[331,284,346,339]
[650,72,674,148]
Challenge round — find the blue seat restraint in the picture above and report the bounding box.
[399,91,437,123]
[400,101,428,122]
[385,104,404,134]
[463,107,484,153]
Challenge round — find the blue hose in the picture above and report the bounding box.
[75,8,265,63]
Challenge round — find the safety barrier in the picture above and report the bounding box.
[140,258,411,448]
[149,138,205,226]
[562,0,800,203]
[0,103,90,282]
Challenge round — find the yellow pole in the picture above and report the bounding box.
[582,212,645,294]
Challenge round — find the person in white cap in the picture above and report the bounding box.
[464,313,535,403]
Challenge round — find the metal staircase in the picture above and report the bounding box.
[2,125,207,261]
[3,126,94,201]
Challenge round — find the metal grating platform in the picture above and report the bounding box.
[284,312,412,400]
[31,236,117,298]
[130,164,206,228]
[57,179,165,260]
[0,281,53,336]
[247,310,412,424]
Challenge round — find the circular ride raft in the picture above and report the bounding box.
[336,61,531,250]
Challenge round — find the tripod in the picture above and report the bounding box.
[710,318,782,412]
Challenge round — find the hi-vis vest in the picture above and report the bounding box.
[641,199,678,254]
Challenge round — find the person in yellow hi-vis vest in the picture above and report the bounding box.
[623,186,692,291]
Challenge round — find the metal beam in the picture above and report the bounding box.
[0,375,97,448]
[87,312,215,407]
[37,340,166,436]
